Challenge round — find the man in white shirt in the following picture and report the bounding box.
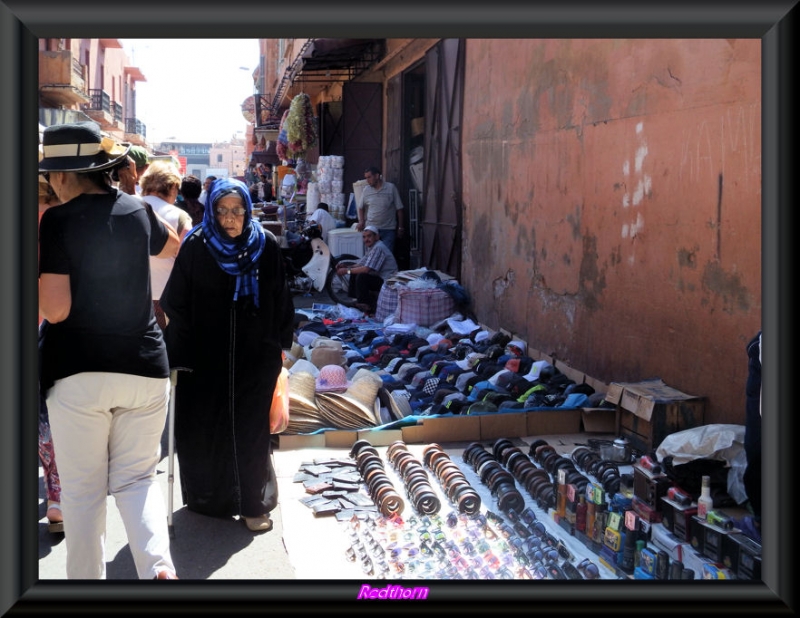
[306,202,337,244]
[357,166,405,252]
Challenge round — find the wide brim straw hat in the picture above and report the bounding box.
[284,410,328,435]
[316,370,383,429]
[39,121,131,173]
[288,371,319,413]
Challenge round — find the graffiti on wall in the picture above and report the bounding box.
[620,122,650,264]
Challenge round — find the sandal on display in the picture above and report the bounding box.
[46,502,64,534]
[243,514,273,532]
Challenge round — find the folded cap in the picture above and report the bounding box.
[506,340,527,356]
[297,330,320,348]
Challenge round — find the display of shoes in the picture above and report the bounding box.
[46,502,63,534]
[243,514,273,532]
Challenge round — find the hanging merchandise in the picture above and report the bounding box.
[285,92,318,160]
[276,109,291,163]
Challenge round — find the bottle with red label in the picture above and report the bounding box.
[697,475,713,520]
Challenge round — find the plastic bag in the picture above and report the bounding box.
[270,367,290,434]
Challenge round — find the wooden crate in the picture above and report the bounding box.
[606,378,705,452]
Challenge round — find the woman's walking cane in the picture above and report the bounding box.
[167,369,177,539]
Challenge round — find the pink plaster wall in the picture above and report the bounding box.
[461,39,761,426]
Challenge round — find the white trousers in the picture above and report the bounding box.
[47,372,175,579]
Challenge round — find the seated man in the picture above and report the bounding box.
[306,201,337,244]
[335,225,398,314]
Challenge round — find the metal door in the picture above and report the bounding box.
[342,81,382,197]
[422,38,465,279]
[319,101,344,156]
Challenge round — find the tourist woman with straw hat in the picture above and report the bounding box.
[38,121,180,579]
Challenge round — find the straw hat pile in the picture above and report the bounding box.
[285,367,388,434]
[315,369,383,429]
[285,371,326,434]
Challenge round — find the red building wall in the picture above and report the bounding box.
[461,39,761,425]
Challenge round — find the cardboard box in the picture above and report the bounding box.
[356,428,404,447]
[605,378,704,452]
[526,409,582,436]
[402,415,481,444]
[480,411,527,441]
[276,433,326,450]
[554,362,586,387]
[325,430,359,449]
[277,406,583,450]
[581,408,616,433]
[583,375,609,394]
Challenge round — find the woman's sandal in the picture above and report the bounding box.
[46,502,64,534]
[243,514,273,532]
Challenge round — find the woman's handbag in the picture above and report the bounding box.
[269,366,290,434]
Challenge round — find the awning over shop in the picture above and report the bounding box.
[299,39,383,77]
[267,39,385,125]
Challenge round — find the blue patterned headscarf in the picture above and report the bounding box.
[201,177,266,307]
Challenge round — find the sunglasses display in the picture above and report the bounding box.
[298,437,626,581]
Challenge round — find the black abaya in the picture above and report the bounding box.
[161,227,294,518]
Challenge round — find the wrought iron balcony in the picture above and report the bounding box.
[254,94,280,130]
[84,89,111,113]
[125,118,146,138]
[113,102,123,124]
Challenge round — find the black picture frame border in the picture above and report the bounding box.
[1,1,794,613]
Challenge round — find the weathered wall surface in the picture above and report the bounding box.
[461,39,761,425]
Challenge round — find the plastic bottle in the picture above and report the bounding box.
[697,475,713,520]
[634,540,646,568]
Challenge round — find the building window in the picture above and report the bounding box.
[217,154,223,163]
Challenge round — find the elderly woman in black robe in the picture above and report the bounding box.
[161,177,294,532]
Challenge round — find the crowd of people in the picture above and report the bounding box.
[36,121,293,579]
[35,129,409,579]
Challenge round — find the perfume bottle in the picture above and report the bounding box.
[575,495,588,532]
